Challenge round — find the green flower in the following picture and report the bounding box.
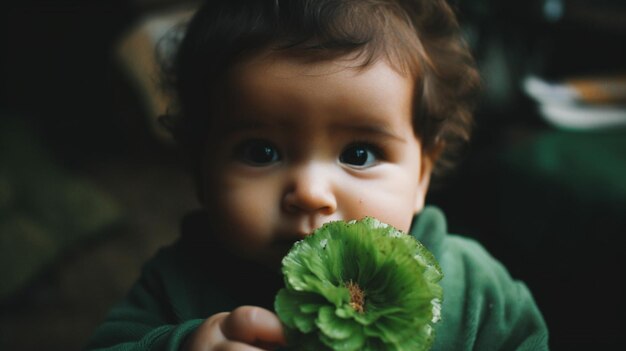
[275,217,443,351]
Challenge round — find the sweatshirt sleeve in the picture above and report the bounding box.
[85,247,205,351]
[432,236,549,351]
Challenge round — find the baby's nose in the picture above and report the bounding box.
[282,163,337,215]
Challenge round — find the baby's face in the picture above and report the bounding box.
[202,53,431,267]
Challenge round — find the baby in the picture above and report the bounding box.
[88,0,548,350]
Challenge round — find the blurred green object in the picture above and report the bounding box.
[494,128,626,348]
[497,128,626,250]
[0,117,123,301]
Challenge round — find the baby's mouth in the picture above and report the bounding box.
[273,238,298,251]
[270,236,302,257]
[269,227,319,259]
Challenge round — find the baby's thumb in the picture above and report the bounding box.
[221,306,287,348]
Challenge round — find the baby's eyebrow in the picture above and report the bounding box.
[217,115,407,143]
[332,121,406,142]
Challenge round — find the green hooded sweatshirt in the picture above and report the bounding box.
[86,206,548,350]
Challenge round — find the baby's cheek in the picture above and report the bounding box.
[353,189,415,233]
[216,183,277,249]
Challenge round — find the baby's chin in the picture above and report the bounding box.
[231,243,294,272]
[259,245,294,271]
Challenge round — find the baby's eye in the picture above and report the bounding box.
[235,139,281,166]
[339,143,380,168]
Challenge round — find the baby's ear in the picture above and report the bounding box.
[413,142,443,214]
[413,154,434,214]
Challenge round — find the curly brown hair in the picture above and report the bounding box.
[160,0,480,180]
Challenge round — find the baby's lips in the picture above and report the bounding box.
[270,236,299,255]
[275,227,311,241]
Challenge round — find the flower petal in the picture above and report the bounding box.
[275,289,323,333]
[275,217,443,350]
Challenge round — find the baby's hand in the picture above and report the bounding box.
[184,306,287,350]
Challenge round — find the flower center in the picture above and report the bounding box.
[346,280,365,313]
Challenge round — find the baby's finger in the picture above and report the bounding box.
[213,340,270,351]
[220,306,287,348]
[185,312,229,350]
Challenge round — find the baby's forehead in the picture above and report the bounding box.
[230,54,411,105]
[228,52,415,105]
[213,52,418,146]
[233,49,414,81]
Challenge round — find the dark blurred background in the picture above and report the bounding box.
[1,0,625,350]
